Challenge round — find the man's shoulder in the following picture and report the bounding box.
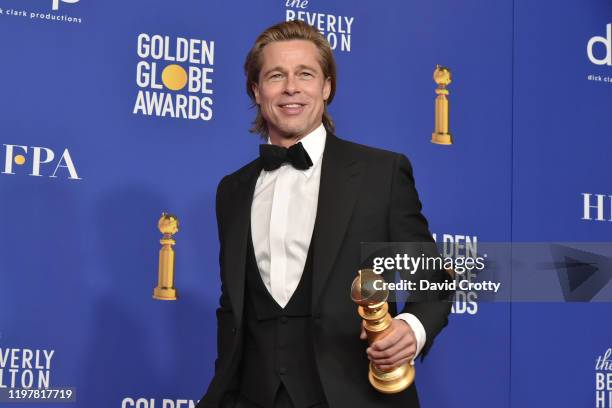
[216,157,259,194]
[332,134,406,163]
[224,157,259,179]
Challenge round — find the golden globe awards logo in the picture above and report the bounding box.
[432,233,479,315]
[0,348,55,388]
[133,34,215,121]
[284,0,354,52]
[121,397,198,408]
[1,144,81,180]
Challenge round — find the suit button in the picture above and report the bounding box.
[231,327,237,334]
[280,316,288,324]
[278,367,287,375]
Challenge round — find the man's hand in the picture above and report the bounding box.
[360,319,416,370]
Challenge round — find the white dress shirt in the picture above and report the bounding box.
[250,123,426,363]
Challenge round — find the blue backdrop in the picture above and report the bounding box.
[0,0,610,407]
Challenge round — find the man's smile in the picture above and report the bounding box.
[278,103,306,115]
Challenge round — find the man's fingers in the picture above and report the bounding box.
[371,320,415,351]
[364,320,417,368]
[368,339,415,361]
[369,345,415,366]
[372,329,402,351]
[376,357,412,371]
[368,332,414,359]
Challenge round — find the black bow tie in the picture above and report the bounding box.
[259,142,313,171]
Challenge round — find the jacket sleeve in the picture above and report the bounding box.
[213,175,235,373]
[387,153,453,359]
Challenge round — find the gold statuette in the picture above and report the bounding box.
[351,269,415,393]
[153,212,179,300]
[431,64,453,145]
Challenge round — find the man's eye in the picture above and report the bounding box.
[270,73,283,79]
[300,72,313,77]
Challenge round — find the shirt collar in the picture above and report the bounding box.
[266,123,326,177]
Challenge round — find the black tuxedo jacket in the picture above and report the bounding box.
[198,134,451,408]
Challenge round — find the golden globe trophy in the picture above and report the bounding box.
[153,212,179,300]
[431,64,453,145]
[351,269,414,393]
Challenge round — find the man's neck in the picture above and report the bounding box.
[268,124,323,147]
[269,134,301,148]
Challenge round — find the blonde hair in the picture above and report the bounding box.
[244,20,337,138]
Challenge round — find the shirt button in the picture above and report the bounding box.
[280,316,289,324]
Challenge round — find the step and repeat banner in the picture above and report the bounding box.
[0,0,610,407]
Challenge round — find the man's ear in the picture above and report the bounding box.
[252,82,260,104]
[323,77,331,101]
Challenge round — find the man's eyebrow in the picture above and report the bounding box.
[261,64,318,77]
[295,64,317,71]
[261,66,286,77]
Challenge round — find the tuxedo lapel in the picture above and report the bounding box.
[311,135,364,312]
[223,159,261,326]
[222,135,363,321]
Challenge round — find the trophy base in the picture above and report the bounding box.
[368,361,415,394]
[431,132,453,145]
[153,287,177,300]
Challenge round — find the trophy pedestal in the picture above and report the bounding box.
[431,132,452,145]
[153,286,177,300]
[369,361,415,394]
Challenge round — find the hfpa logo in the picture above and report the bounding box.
[2,144,81,180]
[52,0,79,11]
[582,193,612,222]
[587,23,612,66]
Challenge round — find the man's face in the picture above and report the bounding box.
[253,40,331,144]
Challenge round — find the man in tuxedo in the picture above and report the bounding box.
[198,20,451,408]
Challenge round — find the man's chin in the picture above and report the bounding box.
[274,126,309,140]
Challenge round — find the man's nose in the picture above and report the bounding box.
[283,74,299,94]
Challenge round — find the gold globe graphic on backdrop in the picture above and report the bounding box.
[433,65,451,87]
[161,64,188,91]
[153,212,179,301]
[14,155,26,165]
[431,64,453,145]
[158,213,179,235]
